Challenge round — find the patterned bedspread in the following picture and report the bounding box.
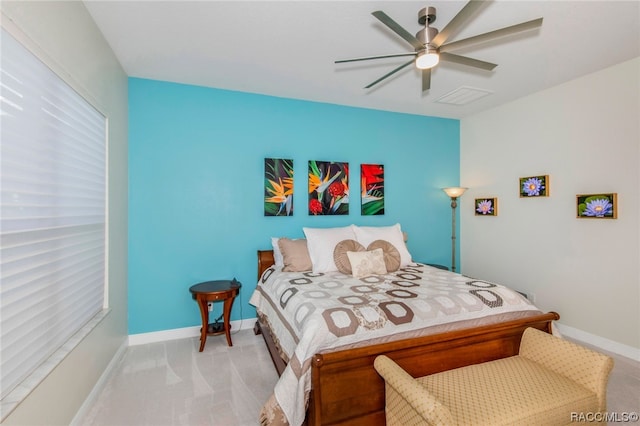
[249,262,540,426]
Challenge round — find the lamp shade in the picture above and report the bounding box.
[443,187,468,198]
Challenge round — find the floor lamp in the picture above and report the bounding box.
[442,187,467,273]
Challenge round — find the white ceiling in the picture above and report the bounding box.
[84,0,640,119]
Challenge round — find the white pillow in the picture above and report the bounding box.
[303,226,357,273]
[271,237,284,268]
[347,248,388,278]
[352,223,412,266]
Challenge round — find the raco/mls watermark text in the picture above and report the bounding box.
[571,412,639,423]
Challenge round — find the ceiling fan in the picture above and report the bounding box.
[335,1,543,91]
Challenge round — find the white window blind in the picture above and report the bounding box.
[0,28,107,406]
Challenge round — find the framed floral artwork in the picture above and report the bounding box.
[475,198,498,216]
[361,164,384,215]
[308,160,349,215]
[577,193,617,219]
[264,158,293,216]
[519,175,549,197]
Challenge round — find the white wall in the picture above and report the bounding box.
[460,58,639,354]
[0,2,128,424]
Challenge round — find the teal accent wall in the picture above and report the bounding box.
[128,77,460,334]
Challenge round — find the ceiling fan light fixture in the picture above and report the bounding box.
[415,50,439,69]
[340,4,544,91]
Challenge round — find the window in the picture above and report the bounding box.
[0,28,107,416]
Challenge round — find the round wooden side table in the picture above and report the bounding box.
[189,279,241,351]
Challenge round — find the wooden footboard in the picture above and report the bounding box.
[307,311,559,425]
[255,250,560,425]
[257,311,559,425]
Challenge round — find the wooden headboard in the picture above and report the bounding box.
[257,250,275,280]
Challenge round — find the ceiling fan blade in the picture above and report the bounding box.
[440,18,543,53]
[430,0,487,48]
[335,52,417,64]
[365,59,415,89]
[439,52,497,71]
[372,11,424,50]
[422,69,431,92]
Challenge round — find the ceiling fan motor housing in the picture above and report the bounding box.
[417,7,438,46]
[416,26,439,45]
[418,7,436,25]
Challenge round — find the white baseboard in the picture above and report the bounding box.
[556,323,640,362]
[70,339,128,426]
[128,318,256,346]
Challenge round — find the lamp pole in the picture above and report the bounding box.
[442,187,467,273]
[450,196,459,273]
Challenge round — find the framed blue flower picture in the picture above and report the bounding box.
[475,198,498,216]
[577,193,617,219]
[519,175,549,197]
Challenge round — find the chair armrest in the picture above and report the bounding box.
[374,355,454,426]
[519,327,614,411]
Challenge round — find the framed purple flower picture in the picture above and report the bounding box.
[519,175,549,197]
[475,198,498,216]
[577,193,617,219]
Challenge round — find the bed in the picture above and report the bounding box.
[250,227,559,426]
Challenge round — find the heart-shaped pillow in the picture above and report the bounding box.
[333,239,365,274]
[367,239,401,272]
[333,239,401,275]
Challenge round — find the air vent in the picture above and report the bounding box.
[435,86,493,105]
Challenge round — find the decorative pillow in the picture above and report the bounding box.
[303,226,357,273]
[278,238,312,272]
[346,248,388,278]
[352,223,412,266]
[271,237,284,268]
[333,239,365,275]
[367,240,401,272]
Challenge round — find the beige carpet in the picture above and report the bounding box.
[79,329,639,425]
